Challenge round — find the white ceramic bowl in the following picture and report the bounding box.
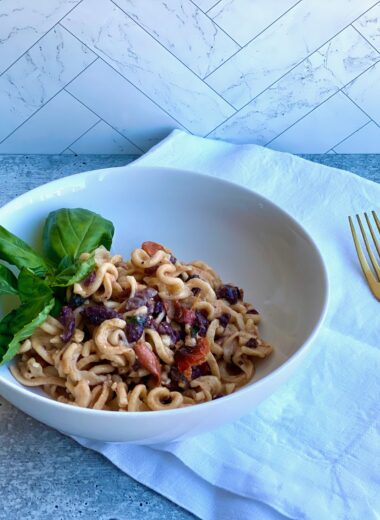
[0,165,328,443]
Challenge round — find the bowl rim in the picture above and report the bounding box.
[0,163,329,418]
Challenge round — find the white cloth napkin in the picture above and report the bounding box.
[75,130,380,520]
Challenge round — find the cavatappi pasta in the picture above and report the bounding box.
[12,242,273,412]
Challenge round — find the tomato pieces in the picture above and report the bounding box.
[177,308,196,325]
[174,337,210,374]
[163,301,195,324]
[142,241,165,256]
[135,340,161,383]
[163,299,177,320]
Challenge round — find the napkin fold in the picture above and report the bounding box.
[75,130,380,520]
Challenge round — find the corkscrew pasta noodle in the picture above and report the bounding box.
[11,242,273,411]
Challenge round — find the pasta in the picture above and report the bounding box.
[12,241,273,412]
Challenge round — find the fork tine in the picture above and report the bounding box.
[349,217,377,285]
[356,214,380,280]
[372,211,380,235]
[365,212,380,258]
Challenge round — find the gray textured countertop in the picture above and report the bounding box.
[0,153,379,520]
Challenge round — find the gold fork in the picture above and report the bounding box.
[349,211,380,300]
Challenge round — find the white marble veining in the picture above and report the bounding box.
[210,26,380,144]
[269,92,369,153]
[343,60,380,124]
[353,3,380,52]
[69,120,141,154]
[208,0,300,46]
[206,0,379,109]
[333,122,380,153]
[66,59,184,151]
[191,0,221,12]
[113,0,239,78]
[0,0,379,153]
[0,25,96,142]
[61,0,234,135]
[0,0,81,74]
[0,91,98,153]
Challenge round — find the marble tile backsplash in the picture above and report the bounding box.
[0,0,379,154]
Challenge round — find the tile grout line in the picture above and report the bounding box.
[206,0,222,13]
[0,56,98,146]
[325,121,372,153]
[59,23,196,134]
[59,119,101,154]
[64,89,145,153]
[264,58,380,147]
[264,90,347,146]
[265,93,348,147]
[202,0,303,80]
[109,0,237,108]
[341,89,379,126]
[351,23,380,54]
[0,0,85,79]
[204,3,380,135]
[187,0,242,48]
[60,147,72,155]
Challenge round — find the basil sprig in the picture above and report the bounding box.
[0,208,114,365]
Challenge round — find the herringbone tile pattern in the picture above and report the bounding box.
[0,0,379,154]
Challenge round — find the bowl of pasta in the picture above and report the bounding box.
[0,165,328,443]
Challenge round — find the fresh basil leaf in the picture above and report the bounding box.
[0,269,54,364]
[0,298,55,365]
[0,310,15,358]
[42,208,114,265]
[57,255,73,271]
[17,268,53,304]
[126,315,146,325]
[0,225,50,277]
[50,298,63,318]
[190,325,199,338]
[51,254,96,287]
[0,264,18,296]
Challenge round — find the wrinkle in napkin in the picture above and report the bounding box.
[76,130,380,520]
